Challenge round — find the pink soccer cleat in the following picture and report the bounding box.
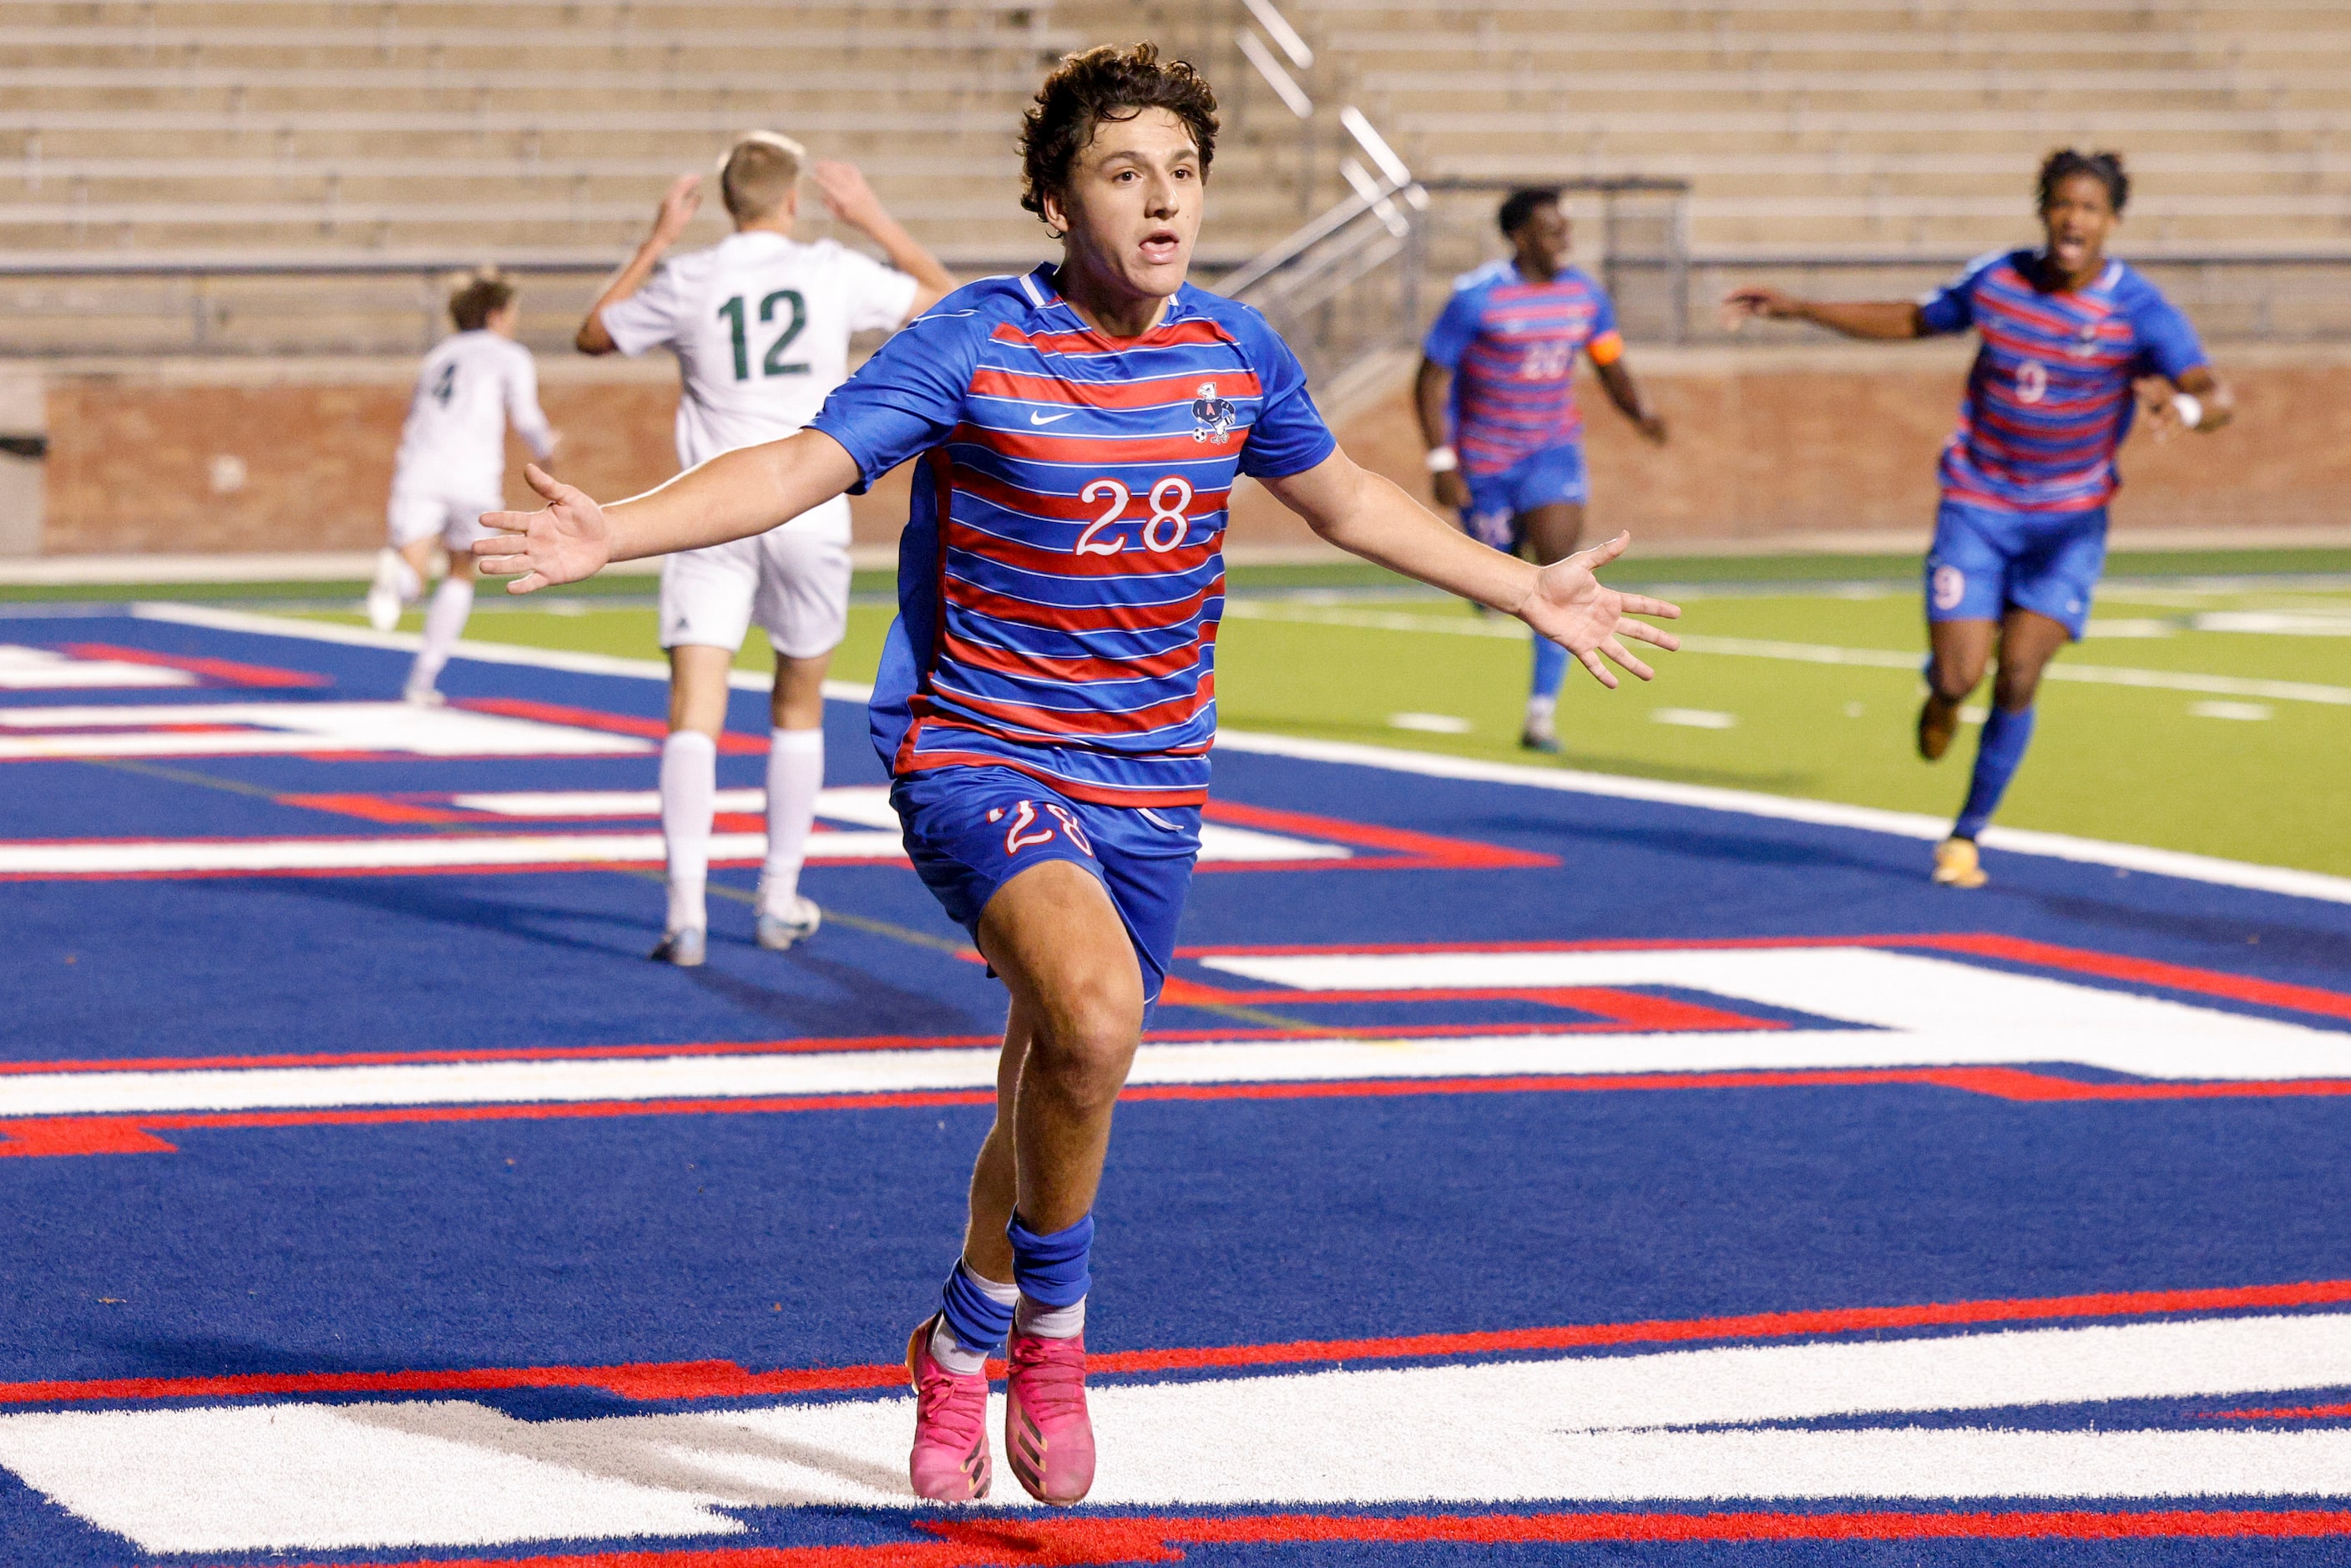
[1004,1330,1095,1504]
[906,1316,991,1502]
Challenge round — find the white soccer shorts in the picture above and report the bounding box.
[658,498,853,660]
[387,491,502,553]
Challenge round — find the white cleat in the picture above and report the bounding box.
[367,549,417,633]
[756,895,822,952]
[650,928,707,967]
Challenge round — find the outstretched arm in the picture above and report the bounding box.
[472,431,862,594]
[1261,450,1679,688]
[578,174,701,355]
[1722,286,1924,341]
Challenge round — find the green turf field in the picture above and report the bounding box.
[278,551,2351,879]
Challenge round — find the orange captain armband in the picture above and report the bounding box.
[1585,330,1625,367]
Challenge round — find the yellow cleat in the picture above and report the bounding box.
[1931,837,1988,889]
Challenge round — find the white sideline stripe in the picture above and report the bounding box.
[122,602,2351,905]
[0,831,905,878]
[129,601,875,702]
[0,701,654,761]
[0,645,196,689]
[6,947,2348,1116]
[1214,729,2351,906]
[0,823,1341,877]
[1196,946,2351,1083]
[5,1314,2349,1549]
[1220,600,2351,705]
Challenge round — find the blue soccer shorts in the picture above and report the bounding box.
[1460,443,1589,553]
[1925,498,2109,640]
[889,766,1201,1005]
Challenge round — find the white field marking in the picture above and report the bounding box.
[1196,945,2351,1083]
[1218,600,2351,706]
[129,601,875,703]
[0,702,652,761]
[111,601,2351,905]
[7,946,2347,1118]
[2191,701,2274,721]
[7,1314,2351,1550]
[1651,707,1737,730]
[1959,704,1990,724]
[1212,729,2351,907]
[0,645,195,690]
[1388,711,1474,734]
[2197,610,2351,636]
[0,822,1342,879]
[0,830,905,879]
[2083,618,2178,638]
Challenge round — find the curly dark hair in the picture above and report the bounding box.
[1497,187,1561,236]
[1019,43,1218,230]
[2038,148,2129,215]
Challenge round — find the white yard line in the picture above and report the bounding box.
[1219,600,2351,706]
[105,601,2351,906]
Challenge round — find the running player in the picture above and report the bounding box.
[576,134,954,964]
[478,44,1678,1504]
[1415,188,1667,753]
[1725,149,2233,888]
[367,271,559,706]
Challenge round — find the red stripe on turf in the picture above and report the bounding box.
[10,1277,2345,1408]
[453,697,768,755]
[1203,799,1557,869]
[57,642,331,688]
[2213,1401,2351,1420]
[269,1509,2351,1565]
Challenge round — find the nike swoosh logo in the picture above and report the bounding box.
[1029,410,1074,425]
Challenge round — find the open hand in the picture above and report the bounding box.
[810,160,887,235]
[650,173,702,247]
[1431,469,1469,511]
[473,464,612,594]
[1517,531,1681,688]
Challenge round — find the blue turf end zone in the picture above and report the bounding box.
[1,609,2348,1567]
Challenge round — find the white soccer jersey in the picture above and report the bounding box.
[390,330,556,502]
[596,231,918,513]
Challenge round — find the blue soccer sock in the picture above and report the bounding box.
[1954,705,2036,840]
[1530,634,1570,705]
[1007,1211,1093,1340]
[933,1259,1018,1373]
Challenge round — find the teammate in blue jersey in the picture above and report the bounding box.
[1725,150,2235,888]
[473,45,1680,1503]
[1415,189,1668,752]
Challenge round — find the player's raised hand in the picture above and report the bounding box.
[810,160,888,235]
[650,173,702,247]
[1517,531,1681,689]
[473,463,611,594]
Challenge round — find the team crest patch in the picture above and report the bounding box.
[1191,382,1238,444]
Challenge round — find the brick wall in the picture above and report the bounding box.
[28,341,2351,555]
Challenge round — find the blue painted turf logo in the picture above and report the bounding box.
[1191,382,1238,444]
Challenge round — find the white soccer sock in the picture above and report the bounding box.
[1014,1295,1086,1340]
[931,1267,1019,1376]
[660,730,718,934]
[1525,693,1558,722]
[406,576,473,695]
[760,727,824,915]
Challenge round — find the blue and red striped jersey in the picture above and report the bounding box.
[809,265,1337,808]
[1919,250,2206,515]
[1421,260,1622,476]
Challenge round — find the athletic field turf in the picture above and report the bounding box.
[2,562,2348,1565]
[320,549,2351,878]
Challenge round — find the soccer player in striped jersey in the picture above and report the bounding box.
[1725,149,2233,888]
[1416,189,1668,753]
[477,44,1678,1504]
